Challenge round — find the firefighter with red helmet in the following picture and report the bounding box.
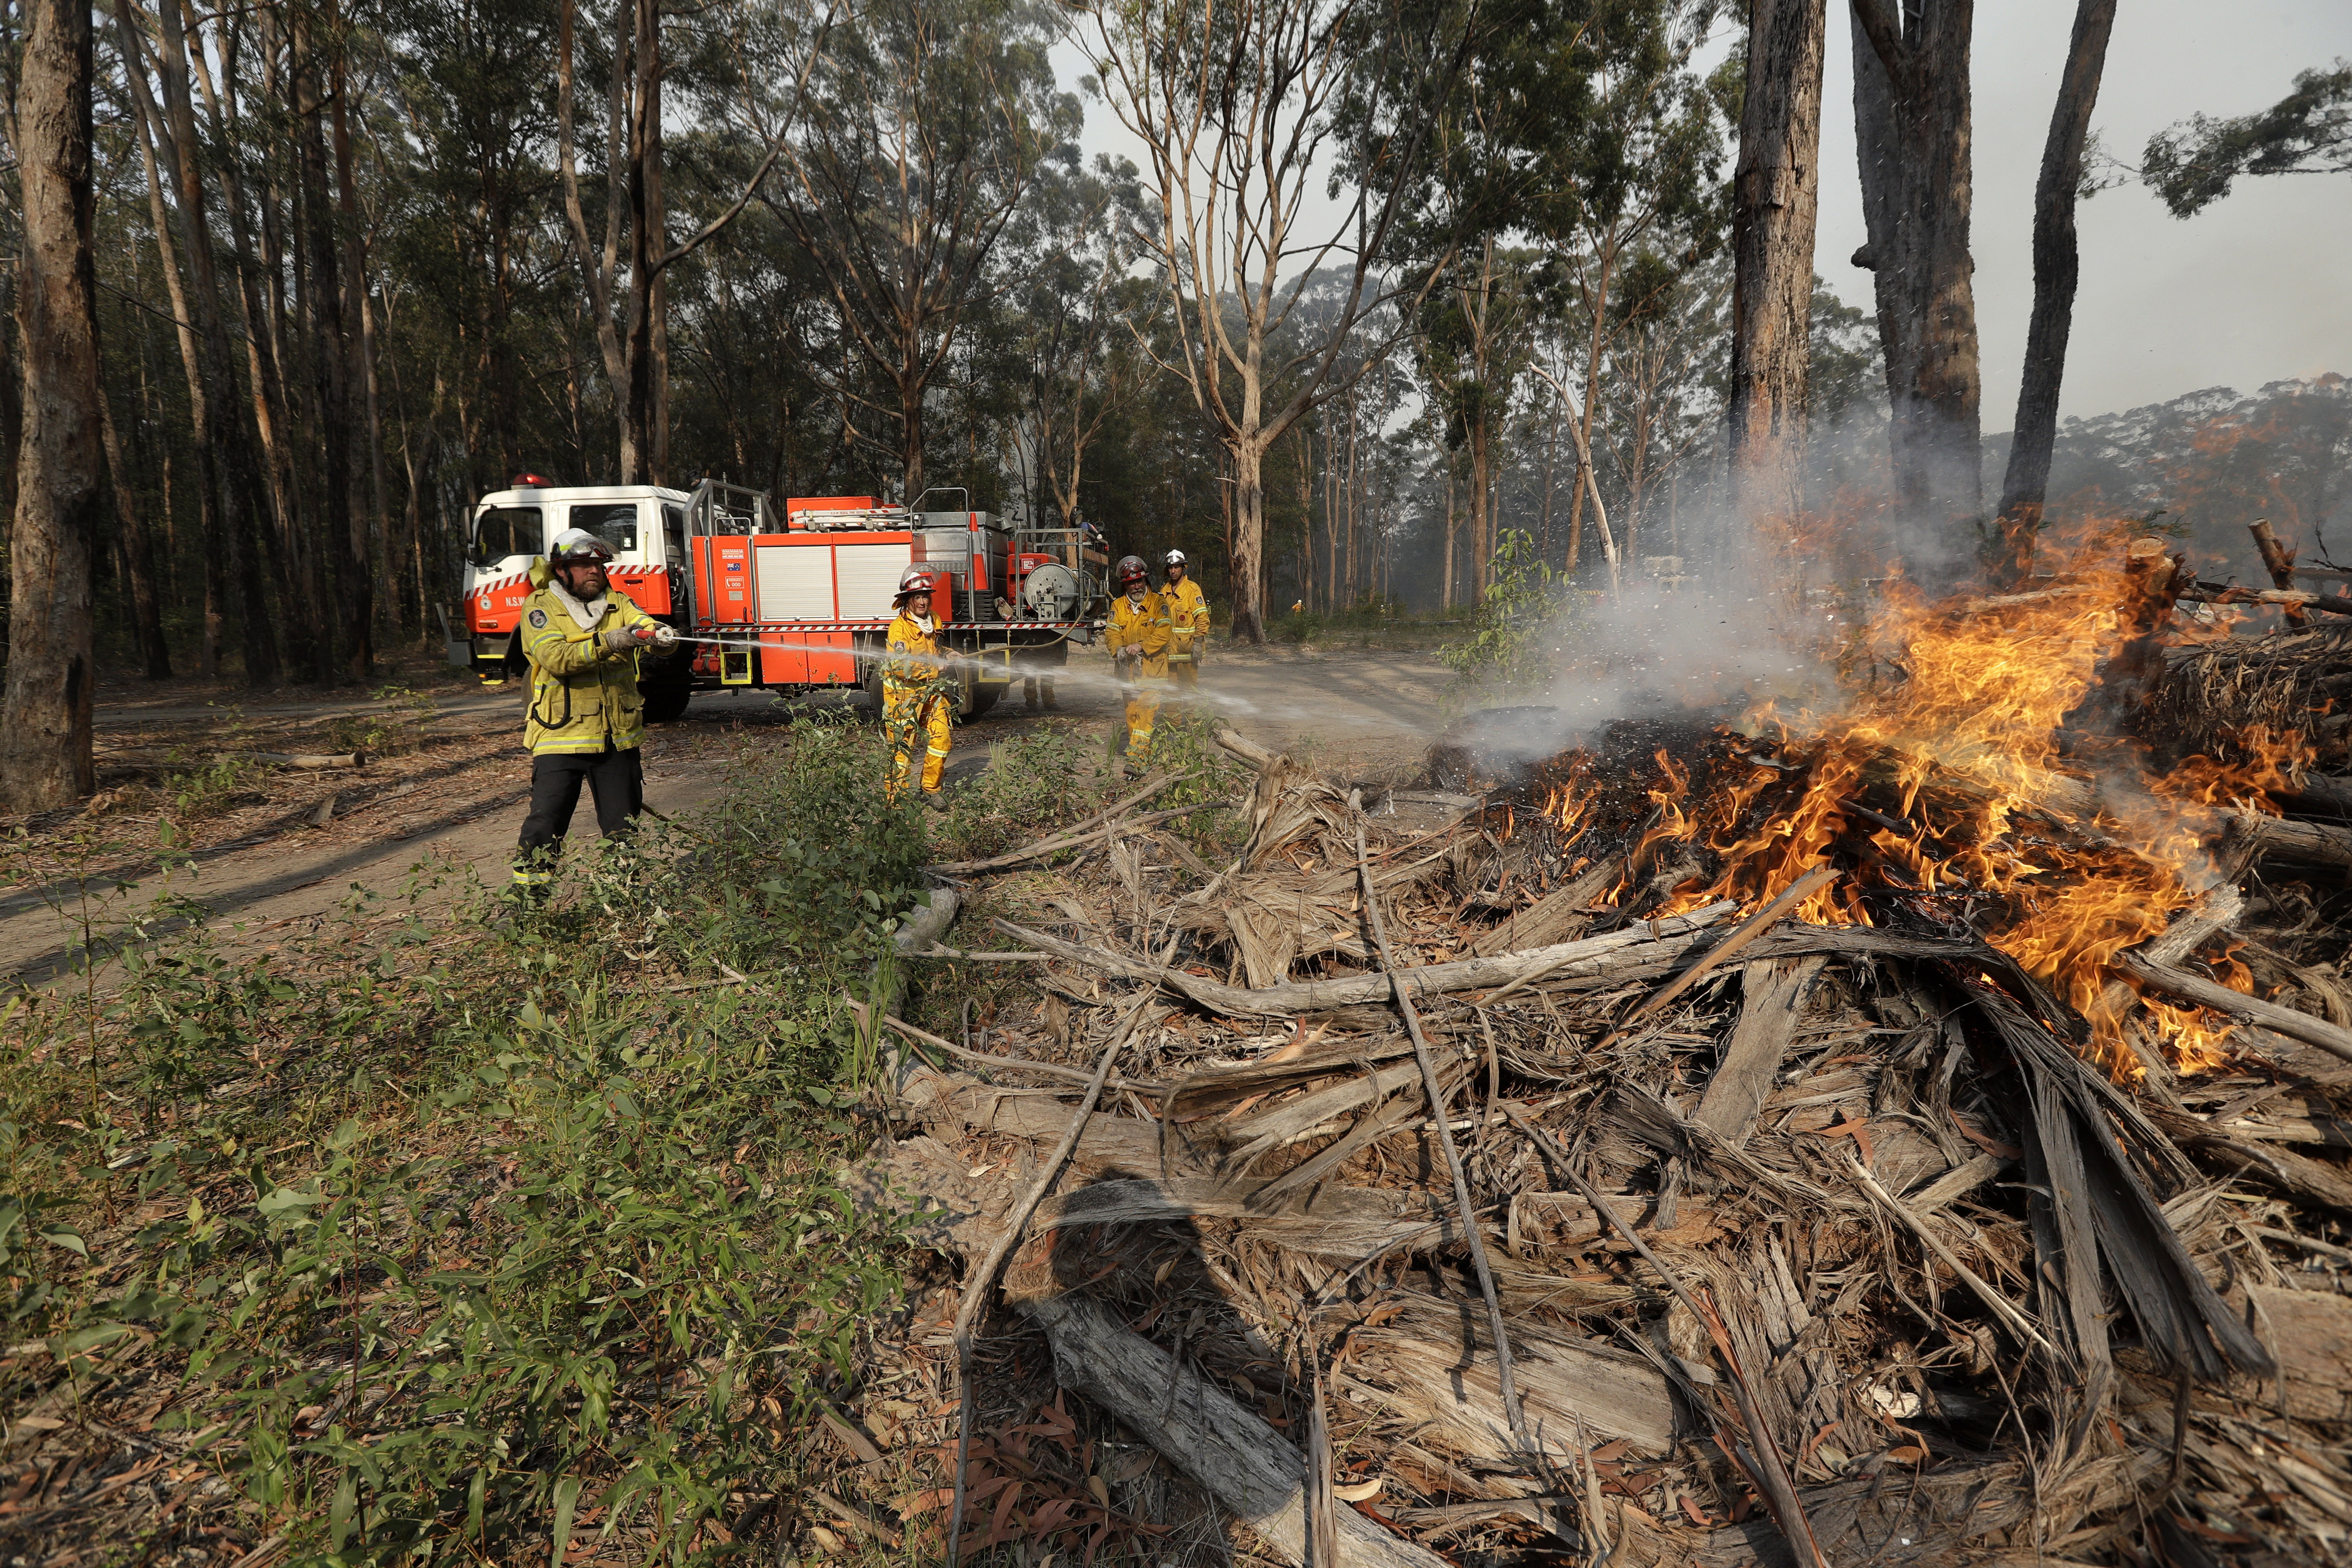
[1105,554,1172,764]
[511,527,680,896]
[884,565,955,800]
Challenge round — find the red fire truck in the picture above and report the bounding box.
[445,478,1107,722]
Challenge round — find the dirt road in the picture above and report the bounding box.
[0,645,1455,983]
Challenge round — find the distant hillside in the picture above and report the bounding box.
[1986,374,2351,583]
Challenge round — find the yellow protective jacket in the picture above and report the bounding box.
[1161,576,1209,653]
[1106,590,1171,680]
[519,566,662,754]
[883,611,949,698]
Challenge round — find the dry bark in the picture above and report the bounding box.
[1849,0,1981,530]
[1727,0,1828,524]
[0,0,103,812]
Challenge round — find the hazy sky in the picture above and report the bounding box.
[1059,1,2352,429]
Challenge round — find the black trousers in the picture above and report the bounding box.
[514,745,643,882]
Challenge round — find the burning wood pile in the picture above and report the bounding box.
[845,551,2352,1568]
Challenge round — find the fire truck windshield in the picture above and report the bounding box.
[471,505,541,565]
[570,502,640,554]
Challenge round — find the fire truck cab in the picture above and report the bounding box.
[448,478,1106,725]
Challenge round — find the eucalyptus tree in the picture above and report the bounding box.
[2143,58,2351,217]
[1011,147,1149,531]
[2,0,103,810]
[755,0,1072,501]
[1527,0,1729,580]
[1080,0,1477,641]
[1991,0,2116,585]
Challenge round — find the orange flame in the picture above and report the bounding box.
[1598,523,2303,1078]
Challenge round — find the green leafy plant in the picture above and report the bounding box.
[1437,528,1577,700]
[0,720,925,1564]
[164,751,272,823]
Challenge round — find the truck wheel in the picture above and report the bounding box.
[960,681,1004,722]
[861,653,886,719]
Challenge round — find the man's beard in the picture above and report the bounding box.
[567,569,607,599]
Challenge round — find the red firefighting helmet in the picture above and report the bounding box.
[1115,555,1150,588]
[894,565,939,601]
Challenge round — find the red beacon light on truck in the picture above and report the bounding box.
[510,472,554,488]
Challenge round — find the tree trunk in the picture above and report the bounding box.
[1850,0,1981,542]
[621,0,665,484]
[296,15,367,678]
[98,393,169,678]
[1,0,102,811]
[1990,0,2116,585]
[1229,438,1268,643]
[160,0,277,684]
[1441,462,1458,610]
[190,4,312,667]
[1727,0,1827,524]
[1562,248,1615,578]
[330,25,393,644]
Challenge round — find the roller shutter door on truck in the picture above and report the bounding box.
[754,545,834,620]
[833,542,914,621]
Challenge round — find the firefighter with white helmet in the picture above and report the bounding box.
[1105,554,1172,765]
[1160,548,1209,690]
[511,527,680,896]
[883,565,955,800]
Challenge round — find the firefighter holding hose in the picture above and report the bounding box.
[1160,548,1210,692]
[1106,554,1172,766]
[511,528,680,898]
[883,566,956,802]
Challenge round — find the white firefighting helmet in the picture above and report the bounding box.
[550,528,615,564]
[895,565,940,602]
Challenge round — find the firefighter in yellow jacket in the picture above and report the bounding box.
[1160,548,1210,691]
[512,528,679,894]
[883,566,955,800]
[1106,554,1172,764]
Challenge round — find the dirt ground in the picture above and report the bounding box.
[0,641,1455,984]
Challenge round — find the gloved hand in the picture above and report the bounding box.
[599,625,642,653]
[651,624,681,648]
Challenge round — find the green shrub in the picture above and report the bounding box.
[1436,528,1577,698]
[0,719,922,1564]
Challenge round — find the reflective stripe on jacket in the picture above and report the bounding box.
[520,579,659,754]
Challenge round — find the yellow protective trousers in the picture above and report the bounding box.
[885,687,952,796]
[1124,684,1167,761]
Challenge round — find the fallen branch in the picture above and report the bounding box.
[2226,810,2352,869]
[1019,1292,1449,1568]
[223,750,365,769]
[1604,866,1838,1044]
[994,903,1738,1018]
[2122,954,2352,1066]
[1355,808,1525,1444]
